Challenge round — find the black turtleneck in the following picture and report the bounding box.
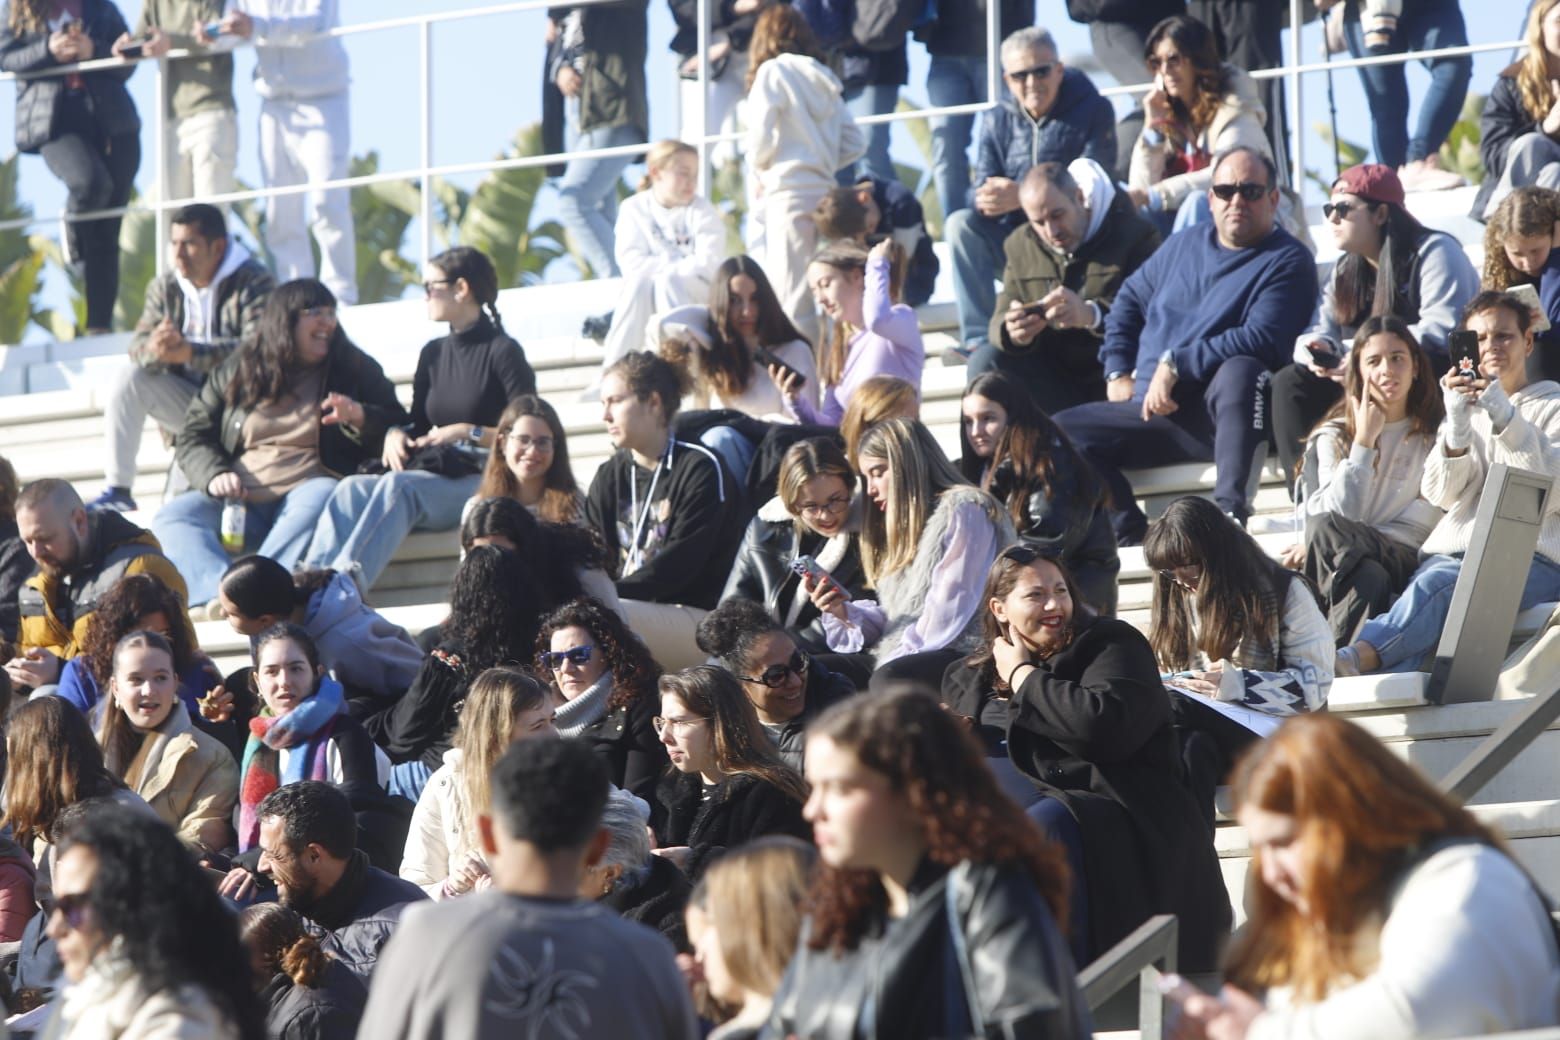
[409,315,536,436]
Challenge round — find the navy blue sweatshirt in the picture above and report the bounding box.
[1100,222,1318,397]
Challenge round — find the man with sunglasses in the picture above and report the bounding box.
[943,25,1115,364]
[1054,146,1317,545]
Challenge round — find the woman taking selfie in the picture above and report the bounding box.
[766,688,1089,1039]
[1171,713,1560,1040]
[942,547,1228,970]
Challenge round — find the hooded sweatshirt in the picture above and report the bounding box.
[746,53,865,195]
[234,0,350,101]
[178,238,253,346]
[294,571,424,699]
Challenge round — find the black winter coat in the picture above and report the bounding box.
[258,959,366,1040]
[653,770,810,880]
[364,639,471,771]
[603,852,693,952]
[0,0,140,153]
[1476,70,1539,221]
[575,684,669,800]
[722,499,870,655]
[983,453,1121,615]
[766,859,1090,1040]
[941,616,1231,971]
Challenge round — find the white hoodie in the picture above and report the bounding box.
[176,238,253,346]
[746,53,865,195]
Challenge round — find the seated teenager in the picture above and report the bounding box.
[1143,496,1332,818]
[586,352,747,670]
[1339,292,1560,675]
[468,395,585,525]
[656,255,818,418]
[808,418,1014,690]
[960,371,1120,614]
[1478,2,1560,219]
[534,597,668,798]
[653,666,811,880]
[697,598,855,770]
[216,555,422,702]
[96,630,238,853]
[1271,163,1478,481]
[400,667,559,900]
[1292,317,1445,645]
[722,437,870,663]
[942,546,1229,970]
[156,279,407,609]
[57,572,218,718]
[1483,186,1560,381]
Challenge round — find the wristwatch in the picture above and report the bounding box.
[469,425,484,445]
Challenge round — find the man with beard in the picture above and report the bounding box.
[5,478,186,691]
[220,781,424,983]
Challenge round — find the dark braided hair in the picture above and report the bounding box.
[430,246,505,334]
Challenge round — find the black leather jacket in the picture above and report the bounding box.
[721,498,869,654]
[765,859,1091,1040]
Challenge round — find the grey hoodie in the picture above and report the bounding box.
[248,572,422,699]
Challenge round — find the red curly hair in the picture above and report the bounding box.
[803,688,1071,951]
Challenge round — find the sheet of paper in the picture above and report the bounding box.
[1167,684,1283,737]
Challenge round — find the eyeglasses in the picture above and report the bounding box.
[52,892,91,932]
[741,649,810,689]
[540,646,595,670]
[1322,200,1372,222]
[1004,63,1054,82]
[1147,52,1185,73]
[505,431,555,453]
[422,279,452,295]
[299,306,336,320]
[797,493,849,519]
[653,714,707,735]
[1210,182,1269,203]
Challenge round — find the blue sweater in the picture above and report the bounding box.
[1100,222,1318,397]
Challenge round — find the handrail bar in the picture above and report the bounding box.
[1077,914,1178,1040]
[1441,685,1560,804]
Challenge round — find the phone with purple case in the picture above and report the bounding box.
[789,555,851,600]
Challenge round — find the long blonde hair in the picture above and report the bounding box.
[1517,0,1560,123]
[855,417,971,583]
[636,139,698,192]
[454,668,548,850]
[1483,186,1560,290]
[694,837,816,999]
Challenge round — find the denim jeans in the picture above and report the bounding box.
[843,82,899,185]
[152,476,339,605]
[926,54,988,220]
[1342,0,1472,167]
[389,758,435,802]
[557,123,643,278]
[1358,553,1560,671]
[945,206,1011,348]
[304,470,482,592]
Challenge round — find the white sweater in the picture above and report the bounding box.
[746,54,865,195]
[1420,380,1560,561]
[613,191,725,286]
[1305,420,1441,549]
[1249,843,1560,1040]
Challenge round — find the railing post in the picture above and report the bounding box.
[1288,0,1304,192]
[153,56,168,279]
[695,0,709,196]
[419,19,434,268]
[985,0,998,106]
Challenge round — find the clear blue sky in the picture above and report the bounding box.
[0,0,1530,321]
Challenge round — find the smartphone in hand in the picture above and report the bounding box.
[1448,328,1481,380]
[756,346,806,389]
[790,555,850,601]
[1307,343,1343,370]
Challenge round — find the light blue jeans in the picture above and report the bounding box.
[557,123,642,279]
[926,54,988,220]
[304,470,482,592]
[945,205,1011,348]
[843,82,899,185]
[152,476,338,605]
[1358,553,1560,671]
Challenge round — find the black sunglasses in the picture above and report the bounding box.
[1322,200,1374,221]
[539,646,595,670]
[1005,63,1054,82]
[52,892,91,931]
[1210,182,1269,202]
[741,649,810,688]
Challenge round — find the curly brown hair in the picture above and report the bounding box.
[804,689,1071,952]
[534,597,663,712]
[78,573,198,691]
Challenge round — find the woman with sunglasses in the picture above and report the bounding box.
[44,809,263,1040]
[653,666,811,881]
[697,598,855,770]
[470,395,584,525]
[1127,15,1273,231]
[301,247,536,592]
[942,547,1229,971]
[363,546,538,802]
[1270,163,1478,482]
[535,596,667,798]
[1144,496,1332,821]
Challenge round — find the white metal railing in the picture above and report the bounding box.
[0,1,1525,295]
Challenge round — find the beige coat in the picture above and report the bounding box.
[399,748,479,900]
[39,952,239,1040]
[1129,63,1271,213]
[125,704,239,852]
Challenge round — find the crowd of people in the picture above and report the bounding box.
[0,0,1559,1038]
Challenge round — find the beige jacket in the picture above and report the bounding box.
[39,952,239,1040]
[399,748,479,900]
[1129,63,1271,212]
[125,704,239,852]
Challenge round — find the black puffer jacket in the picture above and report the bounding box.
[721,496,870,655]
[258,959,366,1040]
[0,0,140,153]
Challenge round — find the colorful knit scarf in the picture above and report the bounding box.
[237,678,346,851]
